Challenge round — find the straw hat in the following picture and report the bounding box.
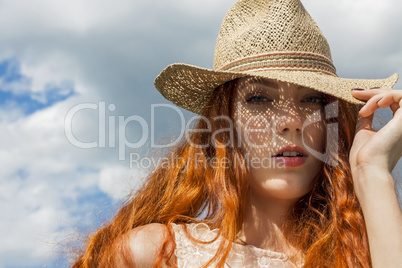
[154,0,399,114]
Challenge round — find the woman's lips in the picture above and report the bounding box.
[272,156,307,167]
[272,145,307,167]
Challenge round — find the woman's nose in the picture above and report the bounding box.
[276,112,303,134]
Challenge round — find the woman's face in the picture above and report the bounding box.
[232,77,328,201]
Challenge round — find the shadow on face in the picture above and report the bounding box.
[230,76,333,200]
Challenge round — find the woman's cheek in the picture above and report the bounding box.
[302,121,327,154]
[240,117,275,151]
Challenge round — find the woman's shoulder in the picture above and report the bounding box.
[115,223,174,267]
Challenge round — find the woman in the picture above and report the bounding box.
[73,0,402,267]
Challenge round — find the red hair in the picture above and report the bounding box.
[72,79,371,267]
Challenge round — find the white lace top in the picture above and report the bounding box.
[170,223,301,268]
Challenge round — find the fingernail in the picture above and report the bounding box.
[352,88,365,91]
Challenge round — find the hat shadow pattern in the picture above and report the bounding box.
[154,0,398,114]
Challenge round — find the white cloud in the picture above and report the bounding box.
[304,0,402,80]
[20,52,80,94]
[99,165,148,200]
[0,0,138,35]
[0,97,107,266]
[0,102,25,122]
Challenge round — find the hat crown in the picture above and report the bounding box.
[153,0,398,115]
[213,0,334,73]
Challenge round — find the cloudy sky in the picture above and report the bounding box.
[0,0,401,267]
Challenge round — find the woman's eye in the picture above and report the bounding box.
[303,95,327,105]
[246,95,271,104]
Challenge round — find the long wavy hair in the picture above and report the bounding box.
[72,78,370,267]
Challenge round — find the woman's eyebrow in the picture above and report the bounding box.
[297,86,325,95]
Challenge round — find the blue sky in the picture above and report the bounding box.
[0,58,75,116]
[0,0,401,267]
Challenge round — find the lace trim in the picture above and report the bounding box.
[171,222,301,268]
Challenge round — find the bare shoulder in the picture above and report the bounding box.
[115,223,175,267]
[128,223,170,255]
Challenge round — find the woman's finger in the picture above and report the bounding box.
[358,93,387,117]
[390,102,399,115]
[351,87,392,101]
[350,113,375,167]
[377,94,396,108]
[355,90,402,117]
[395,98,402,117]
[355,112,374,132]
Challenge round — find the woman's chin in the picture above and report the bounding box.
[250,179,313,201]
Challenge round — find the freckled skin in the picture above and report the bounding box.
[232,77,328,201]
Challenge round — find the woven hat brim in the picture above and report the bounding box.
[154,63,399,114]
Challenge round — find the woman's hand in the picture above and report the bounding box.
[349,87,402,268]
[350,88,402,177]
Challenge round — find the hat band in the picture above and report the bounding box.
[218,52,337,76]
